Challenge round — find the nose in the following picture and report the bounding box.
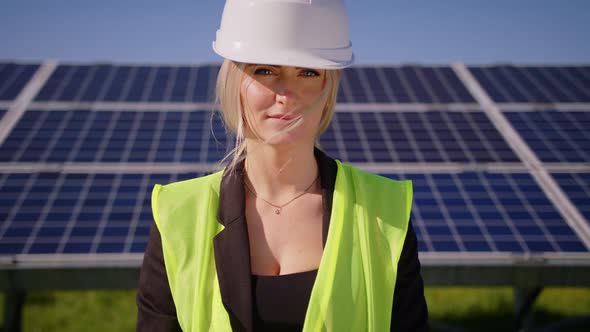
[275,78,297,106]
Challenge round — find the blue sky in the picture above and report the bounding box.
[1,0,589,65]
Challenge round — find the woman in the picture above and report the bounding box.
[137,0,428,331]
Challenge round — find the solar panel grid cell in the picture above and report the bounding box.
[346,68,371,103]
[506,110,590,163]
[382,68,413,103]
[78,65,109,102]
[490,67,530,102]
[553,173,590,227]
[193,66,214,103]
[439,67,477,103]
[547,67,590,102]
[148,67,172,102]
[420,67,455,103]
[528,67,576,102]
[363,68,391,103]
[572,67,590,90]
[401,67,433,103]
[170,67,190,102]
[470,67,511,103]
[386,112,424,162]
[334,113,366,162]
[509,66,553,103]
[0,63,38,100]
[63,66,93,101]
[126,66,151,102]
[498,66,539,103]
[337,69,354,103]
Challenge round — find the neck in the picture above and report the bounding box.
[244,140,319,199]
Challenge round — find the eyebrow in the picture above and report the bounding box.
[265,65,316,71]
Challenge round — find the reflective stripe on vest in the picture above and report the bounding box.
[152,161,412,331]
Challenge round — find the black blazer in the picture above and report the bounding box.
[137,149,429,331]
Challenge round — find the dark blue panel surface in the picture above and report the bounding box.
[0,172,204,255]
[553,173,590,226]
[0,63,39,100]
[470,66,590,103]
[0,171,586,255]
[0,110,218,163]
[2,110,518,164]
[320,111,518,163]
[400,66,433,103]
[26,64,484,104]
[33,64,223,103]
[506,110,590,162]
[384,172,588,253]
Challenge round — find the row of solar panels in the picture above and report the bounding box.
[1,171,588,255]
[0,62,589,260]
[0,109,587,163]
[2,62,590,103]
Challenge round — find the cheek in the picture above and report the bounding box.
[241,79,275,112]
[303,80,325,98]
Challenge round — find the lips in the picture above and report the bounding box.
[267,114,297,121]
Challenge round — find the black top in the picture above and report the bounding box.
[252,270,318,331]
[136,149,429,331]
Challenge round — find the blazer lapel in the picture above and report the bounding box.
[213,164,253,332]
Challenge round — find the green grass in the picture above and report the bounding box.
[426,287,590,332]
[1,290,137,332]
[1,288,589,331]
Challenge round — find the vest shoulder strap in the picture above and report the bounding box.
[302,161,413,332]
[151,170,230,332]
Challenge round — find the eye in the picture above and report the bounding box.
[254,67,275,76]
[300,70,320,77]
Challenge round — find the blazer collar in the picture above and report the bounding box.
[214,160,253,331]
[213,148,337,331]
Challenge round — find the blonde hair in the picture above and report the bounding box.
[215,59,341,171]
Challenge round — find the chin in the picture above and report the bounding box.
[260,130,315,148]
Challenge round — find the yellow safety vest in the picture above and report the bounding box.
[152,160,412,331]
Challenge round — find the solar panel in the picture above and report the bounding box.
[0,62,39,100]
[383,172,588,253]
[323,110,518,163]
[0,109,519,164]
[0,172,207,255]
[552,172,590,224]
[1,170,585,256]
[469,66,590,103]
[0,110,229,163]
[348,66,476,104]
[505,110,590,163]
[34,65,222,102]
[31,64,480,104]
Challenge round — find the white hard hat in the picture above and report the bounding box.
[212,0,354,69]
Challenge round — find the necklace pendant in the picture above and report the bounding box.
[275,208,281,215]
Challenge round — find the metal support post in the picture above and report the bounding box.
[514,287,542,332]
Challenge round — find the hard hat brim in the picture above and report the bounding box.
[213,40,354,70]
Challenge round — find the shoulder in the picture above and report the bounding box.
[336,161,412,193]
[151,170,224,221]
[153,170,225,197]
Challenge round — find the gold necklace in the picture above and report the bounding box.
[244,174,319,215]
